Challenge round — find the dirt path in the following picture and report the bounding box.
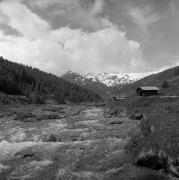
[0,105,140,180]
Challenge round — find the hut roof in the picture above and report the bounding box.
[138,86,159,91]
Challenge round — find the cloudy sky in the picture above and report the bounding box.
[0,0,179,75]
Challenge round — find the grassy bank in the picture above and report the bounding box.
[107,96,179,179]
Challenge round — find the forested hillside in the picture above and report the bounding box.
[0,57,101,104]
[62,71,114,99]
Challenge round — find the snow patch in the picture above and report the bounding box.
[79,72,154,87]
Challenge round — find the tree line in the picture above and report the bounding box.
[0,56,101,103]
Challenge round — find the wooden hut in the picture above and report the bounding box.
[136,86,159,97]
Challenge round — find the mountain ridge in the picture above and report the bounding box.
[62,71,114,99]
[61,71,154,99]
[80,72,153,87]
[0,57,101,104]
[117,66,179,97]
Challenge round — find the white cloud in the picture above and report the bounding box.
[0,0,50,38]
[0,0,147,75]
[90,0,105,16]
[27,0,77,9]
[27,0,104,15]
[126,5,159,33]
[27,0,106,31]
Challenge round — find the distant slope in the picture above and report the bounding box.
[118,66,179,97]
[0,56,101,104]
[81,72,152,88]
[61,71,115,99]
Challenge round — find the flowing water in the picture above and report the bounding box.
[0,104,140,180]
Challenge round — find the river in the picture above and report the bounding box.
[0,104,140,180]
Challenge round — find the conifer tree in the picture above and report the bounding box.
[162,80,169,88]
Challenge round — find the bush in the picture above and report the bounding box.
[124,97,179,179]
[162,80,169,88]
[136,154,168,170]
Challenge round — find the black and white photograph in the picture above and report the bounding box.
[0,0,179,179]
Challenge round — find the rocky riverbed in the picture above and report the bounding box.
[0,104,141,180]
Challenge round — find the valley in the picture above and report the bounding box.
[61,71,153,99]
[0,0,179,179]
[1,97,177,180]
[0,58,179,180]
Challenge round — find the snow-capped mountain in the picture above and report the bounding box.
[61,71,154,99]
[80,72,153,87]
[61,71,115,99]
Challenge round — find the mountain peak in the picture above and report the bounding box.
[61,71,154,99]
[79,72,153,87]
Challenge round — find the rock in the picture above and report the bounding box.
[0,164,13,179]
[46,134,57,142]
[169,164,179,178]
[36,112,60,121]
[129,110,144,120]
[109,107,118,116]
[168,156,179,178]
[23,153,34,159]
[109,120,124,125]
[15,112,36,122]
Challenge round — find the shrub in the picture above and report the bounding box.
[124,97,179,179]
[162,80,169,88]
[136,154,168,170]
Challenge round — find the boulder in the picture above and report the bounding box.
[46,134,57,142]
